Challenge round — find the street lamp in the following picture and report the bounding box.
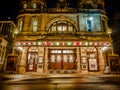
[107,28,114,55]
[14,28,19,35]
[12,28,19,54]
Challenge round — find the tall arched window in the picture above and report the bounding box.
[48,21,76,32]
[32,20,38,32]
[19,20,23,32]
[86,17,93,32]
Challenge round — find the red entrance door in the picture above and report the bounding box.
[49,49,76,70]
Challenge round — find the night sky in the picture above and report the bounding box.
[0,0,119,31]
[0,0,119,24]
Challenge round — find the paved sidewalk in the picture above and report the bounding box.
[1,73,120,83]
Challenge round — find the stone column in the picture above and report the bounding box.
[98,47,105,74]
[76,47,80,73]
[0,46,3,63]
[44,47,48,74]
[0,39,7,71]
[0,46,3,71]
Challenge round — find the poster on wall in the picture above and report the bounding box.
[108,54,119,72]
[81,57,87,70]
[6,54,18,72]
[38,56,43,64]
[89,59,98,71]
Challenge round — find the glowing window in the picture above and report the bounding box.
[69,55,73,62]
[19,20,23,31]
[23,3,27,9]
[63,50,73,53]
[68,26,73,31]
[32,20,38,32]
[51,50,61,53]
[48,21,76,32]
[58,26,62,31]
[52,26,56,31]
[56,55,61,62]
[87,20,92,32]
[63,55,67,62]
[63,26,67,31]
[51,55,55,62]
[87,17,93,32]
[33,3,37,9]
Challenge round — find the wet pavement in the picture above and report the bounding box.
[0,74,120,90]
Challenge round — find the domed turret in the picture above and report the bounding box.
[78,0,105,9]
[47,0,77,13]
[19,0,46,13]
[56,0,69,8]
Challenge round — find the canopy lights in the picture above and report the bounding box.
[15,41,110,47]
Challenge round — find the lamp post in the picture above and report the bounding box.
[107,28,114,55]
[103,28,113,74]
[12,28,19,54]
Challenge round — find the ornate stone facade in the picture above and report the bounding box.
[14,0,111,75]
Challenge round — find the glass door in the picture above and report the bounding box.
[26,52,38,71]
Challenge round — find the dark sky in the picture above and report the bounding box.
[0,0,119,24]
[0,0,20,22]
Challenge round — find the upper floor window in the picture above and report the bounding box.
[19,20,23,32]
[48,21,76,32]
[32,20,38,32]
[86,17,93,32]
[33,3,37,9]
[23,3,27,9]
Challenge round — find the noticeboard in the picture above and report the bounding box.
[6,54,18,72]
[108,54,119,72]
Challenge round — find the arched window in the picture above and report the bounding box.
[23,3,27,9]
[19,20,23,32]
[48,21,76,32]
[33,3,37,9]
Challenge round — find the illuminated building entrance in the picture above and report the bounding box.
[26,47,38,72]
[15,41,110,74]
[48,49,76,70]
